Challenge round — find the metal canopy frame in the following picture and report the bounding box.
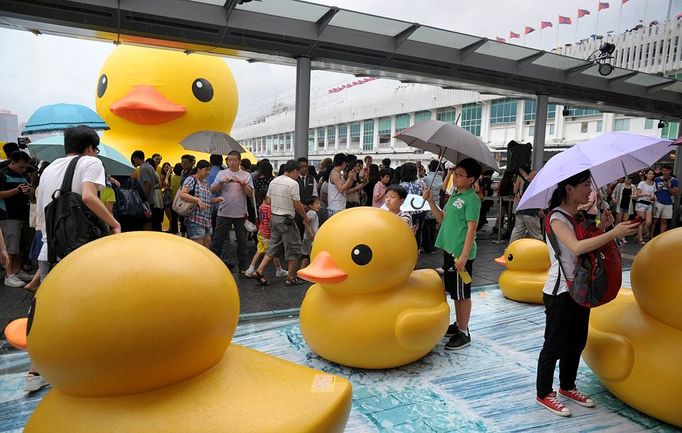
[1,0,682,119]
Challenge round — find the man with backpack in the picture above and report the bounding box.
[25,126,121,393]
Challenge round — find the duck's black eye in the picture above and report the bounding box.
[351,244,372,266]
[507,254,514,262]
[97,74,108,98]
[192,78,213,102]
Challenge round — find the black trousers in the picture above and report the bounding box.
[536,292,590,398]
[421,217,437,253]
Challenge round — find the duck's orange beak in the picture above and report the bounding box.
[110,85,186,125]
[494,255,507,266]
[297,251,348,284]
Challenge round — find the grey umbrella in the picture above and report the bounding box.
[180,131,245,156]
[396,119,500,208]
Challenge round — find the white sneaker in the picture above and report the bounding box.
[276,268,289,278]
[4,274,26,288]
[23,373,49,392]
[244,268,255,277]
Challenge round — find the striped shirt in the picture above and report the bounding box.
[183,176,211,227]
[267,175,300,217]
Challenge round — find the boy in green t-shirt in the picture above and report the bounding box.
[423,158,482,350]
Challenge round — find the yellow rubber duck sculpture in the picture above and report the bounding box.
[297,207,450,369]
[582,228,682,428]
[24,232,351,433]
[95,45,256,164]
[494,239,549,304]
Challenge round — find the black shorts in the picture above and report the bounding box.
[443,251,474,301]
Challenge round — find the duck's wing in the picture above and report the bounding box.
[583,328,634,381]
[395,303,450,351]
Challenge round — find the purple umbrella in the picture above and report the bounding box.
[517,132,673,211]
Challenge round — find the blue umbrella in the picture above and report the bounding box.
[28,135,133,176]
[22,103,109,134]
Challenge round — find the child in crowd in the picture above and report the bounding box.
[423,158,482,351]
[300,197,321,269]
[372,168,392,208]
[245,196,287,278]
[384,184,414,231]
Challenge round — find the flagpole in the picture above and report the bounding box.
[644,0,649,24]
[575,14,579,43]
[539,25,543,50]
[618,0,623,33]
[596,1,601,36]
[556,16,560,47]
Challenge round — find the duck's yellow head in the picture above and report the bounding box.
[298,207,417,295]
[631,227,682,330]
[27,232,239,397]
[495,239,550,271]
[96,45,239,160]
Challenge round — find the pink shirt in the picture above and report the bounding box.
[211,169,254,218]
[373,182,387,208]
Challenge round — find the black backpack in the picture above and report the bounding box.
[114,178,148,219]
[45,156,109,264]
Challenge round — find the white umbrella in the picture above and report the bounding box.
[380,194,427,212]
[517,132,673,211]
[180,131,245,155]
[395,120,500,171]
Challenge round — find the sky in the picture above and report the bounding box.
[0,0,680,126]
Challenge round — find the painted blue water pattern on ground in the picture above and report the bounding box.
[1,270,679,432]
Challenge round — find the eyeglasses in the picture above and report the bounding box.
[453,171,468,178]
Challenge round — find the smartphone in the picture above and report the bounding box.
[631,216,644,225]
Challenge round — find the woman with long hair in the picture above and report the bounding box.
[634,168,656,245]
[536,169,638,417]
[160,162,173,222]
[179,160,223,247]
[253,159,274,208]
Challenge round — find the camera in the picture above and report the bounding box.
[17,137,31,148]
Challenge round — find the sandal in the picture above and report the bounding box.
[253,270,269,286]
[285,278,305,286]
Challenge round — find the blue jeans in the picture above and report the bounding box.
[210,216,248,270]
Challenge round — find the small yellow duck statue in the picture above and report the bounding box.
[298,207,450,369]
[96,45,256,163]
[494,239,549,304]
[24,232,351,433]
[582,227,682,428]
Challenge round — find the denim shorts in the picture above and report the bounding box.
[186,221,212,240]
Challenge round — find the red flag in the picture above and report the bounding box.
[599,2,610,11]
[524,26,535,34]
[622,0,629,3]
[559,15,572,24]
[578,9,590,18]
[496,36,506,42]
[509,31,520,39]
[541,21,553,29]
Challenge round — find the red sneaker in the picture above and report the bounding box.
[559,387,595,407]
[537,391,571,416]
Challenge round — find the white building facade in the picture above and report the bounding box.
[232,19,682,168]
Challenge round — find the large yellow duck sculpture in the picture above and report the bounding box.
[24,233,351,433]
[298,207,450,369]
[95,45,255,164]
[582,228,682,428]
[494,239,549,304]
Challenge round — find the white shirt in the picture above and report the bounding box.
[36,155,106,261]
[327,169,346,211]
[636,181,656,202]
[303,209,319,241]
[267,175,300,217]
[543,210,578,296]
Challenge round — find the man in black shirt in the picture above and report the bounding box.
[0,152,32,287]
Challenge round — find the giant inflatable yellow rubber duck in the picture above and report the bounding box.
[582,228,682,428]
[297,207,450,369]
[25,233,351,433]
[95,45,256,164]
[494,239,549,304]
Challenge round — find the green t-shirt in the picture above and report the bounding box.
[435,187,481,259]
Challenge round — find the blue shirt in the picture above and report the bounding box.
[207,165,222,198]
[654,176,679,205]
